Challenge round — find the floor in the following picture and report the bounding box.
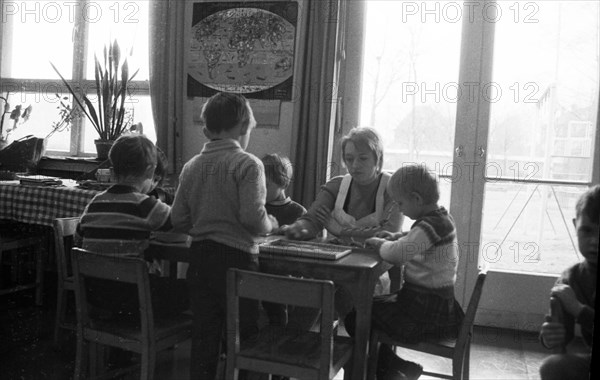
[0,276,590,380]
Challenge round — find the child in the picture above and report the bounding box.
[538,185,598,380]
[147,146,174,205]
[262,153,307,230]
[349,164,463,380]
[78,134,188,319]
[261,153,307,327]
[171,92,278,380]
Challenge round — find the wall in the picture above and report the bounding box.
[180,0,305,163]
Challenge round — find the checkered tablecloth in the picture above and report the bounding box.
[0,181,98,227]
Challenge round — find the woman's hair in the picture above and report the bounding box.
[109,134,157,179]
[575,185,600,223]
[340,127,384,172]
[262,153,293,189]
[201,92,250,133]
[388,164,440,204]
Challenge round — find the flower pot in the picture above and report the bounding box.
[94,139,115,161]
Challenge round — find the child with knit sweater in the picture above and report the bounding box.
[345,164,463,380]
[171,92,278,380]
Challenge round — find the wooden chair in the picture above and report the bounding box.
[0,226,44,305]
[71,247,192,380]
[226,268,353,380]
[53,217,79,345]
[367,270,488,380]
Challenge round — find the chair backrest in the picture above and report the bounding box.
[53,217,79,280]
[227,269,336,378]
[454,269,487,356]
[71,247,154,340]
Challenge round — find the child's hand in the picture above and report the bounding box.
[283,223,311,240]
[540,316,566,348]
[551,284,584,317]
[365,237,386,251]
[267,214,279,232]
[376,231,406,240]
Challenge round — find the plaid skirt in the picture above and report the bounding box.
[370,282,465,344]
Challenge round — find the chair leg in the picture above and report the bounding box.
[54,286,65,346]
[34,248,44,305]
[74,335,87,380]
[463,342,471,380]
[141,347,156,380]
[366,331,380,380]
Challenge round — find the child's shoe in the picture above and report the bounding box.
[396,360,423,380]
[378,368,408,380]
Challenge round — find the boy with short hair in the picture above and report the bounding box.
[539,185,599,380]
[171,92,278,380]
[78,134,188,318]
[356,164,463,380]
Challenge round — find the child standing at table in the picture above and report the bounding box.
[78,134,188,319]
[171,92,278,380]
[346,164,463,380]
[538,185,598,380]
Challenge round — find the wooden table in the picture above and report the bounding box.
[148,240,391,380]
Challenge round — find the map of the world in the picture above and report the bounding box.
[188,6,296,98]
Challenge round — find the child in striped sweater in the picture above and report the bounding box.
[346,164,463,380]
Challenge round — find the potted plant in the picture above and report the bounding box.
[51,40,139,160]
[0,92,33,150]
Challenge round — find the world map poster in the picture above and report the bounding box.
[188,1,298,100]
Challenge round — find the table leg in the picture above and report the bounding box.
[345,272,375,380]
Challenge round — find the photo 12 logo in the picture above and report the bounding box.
[1,1,140,23]
[400,1,540,24]
[401,81,541,104]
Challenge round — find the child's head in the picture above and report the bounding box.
[340,127,384,180]
[387,164,439,219]
[109,134,157,192]
[200,92,256,147]
[573,185,599,265]
[262,153,293,202]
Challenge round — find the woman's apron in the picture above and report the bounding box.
[331,173,391,296]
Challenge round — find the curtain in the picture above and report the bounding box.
[149,0,185,173]
[290,0,347,206]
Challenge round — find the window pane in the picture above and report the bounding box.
[1,0,73,79]
[3,92,70,152]
[481,1,599,274]
[486,1,599,182]
[82,95,156,153]
[360,1,462,173]
[85,1,149,80]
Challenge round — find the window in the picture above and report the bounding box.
[1,0,154,156]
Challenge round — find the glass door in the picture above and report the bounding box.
[473,1,600,330]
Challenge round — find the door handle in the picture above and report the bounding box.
[478,146,486,157]
[455,145,464,157]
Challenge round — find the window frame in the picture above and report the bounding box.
[0,0,150,157]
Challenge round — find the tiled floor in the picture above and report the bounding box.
[0,282,590,380]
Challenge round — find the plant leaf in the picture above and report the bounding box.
[82,95,103,138]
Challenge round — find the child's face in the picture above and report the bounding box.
[265,179,283,203]
[574,214,599,266]
[391,190,421,220]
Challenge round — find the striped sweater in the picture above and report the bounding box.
[78,184,171,255]
[379,207,458,289]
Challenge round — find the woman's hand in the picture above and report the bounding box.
[315,205,342,236]
[365,237,386,251]
[551,284,584,317]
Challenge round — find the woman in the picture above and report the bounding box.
[283,127,403,297]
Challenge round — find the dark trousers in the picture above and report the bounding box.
[187,240,260,380]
